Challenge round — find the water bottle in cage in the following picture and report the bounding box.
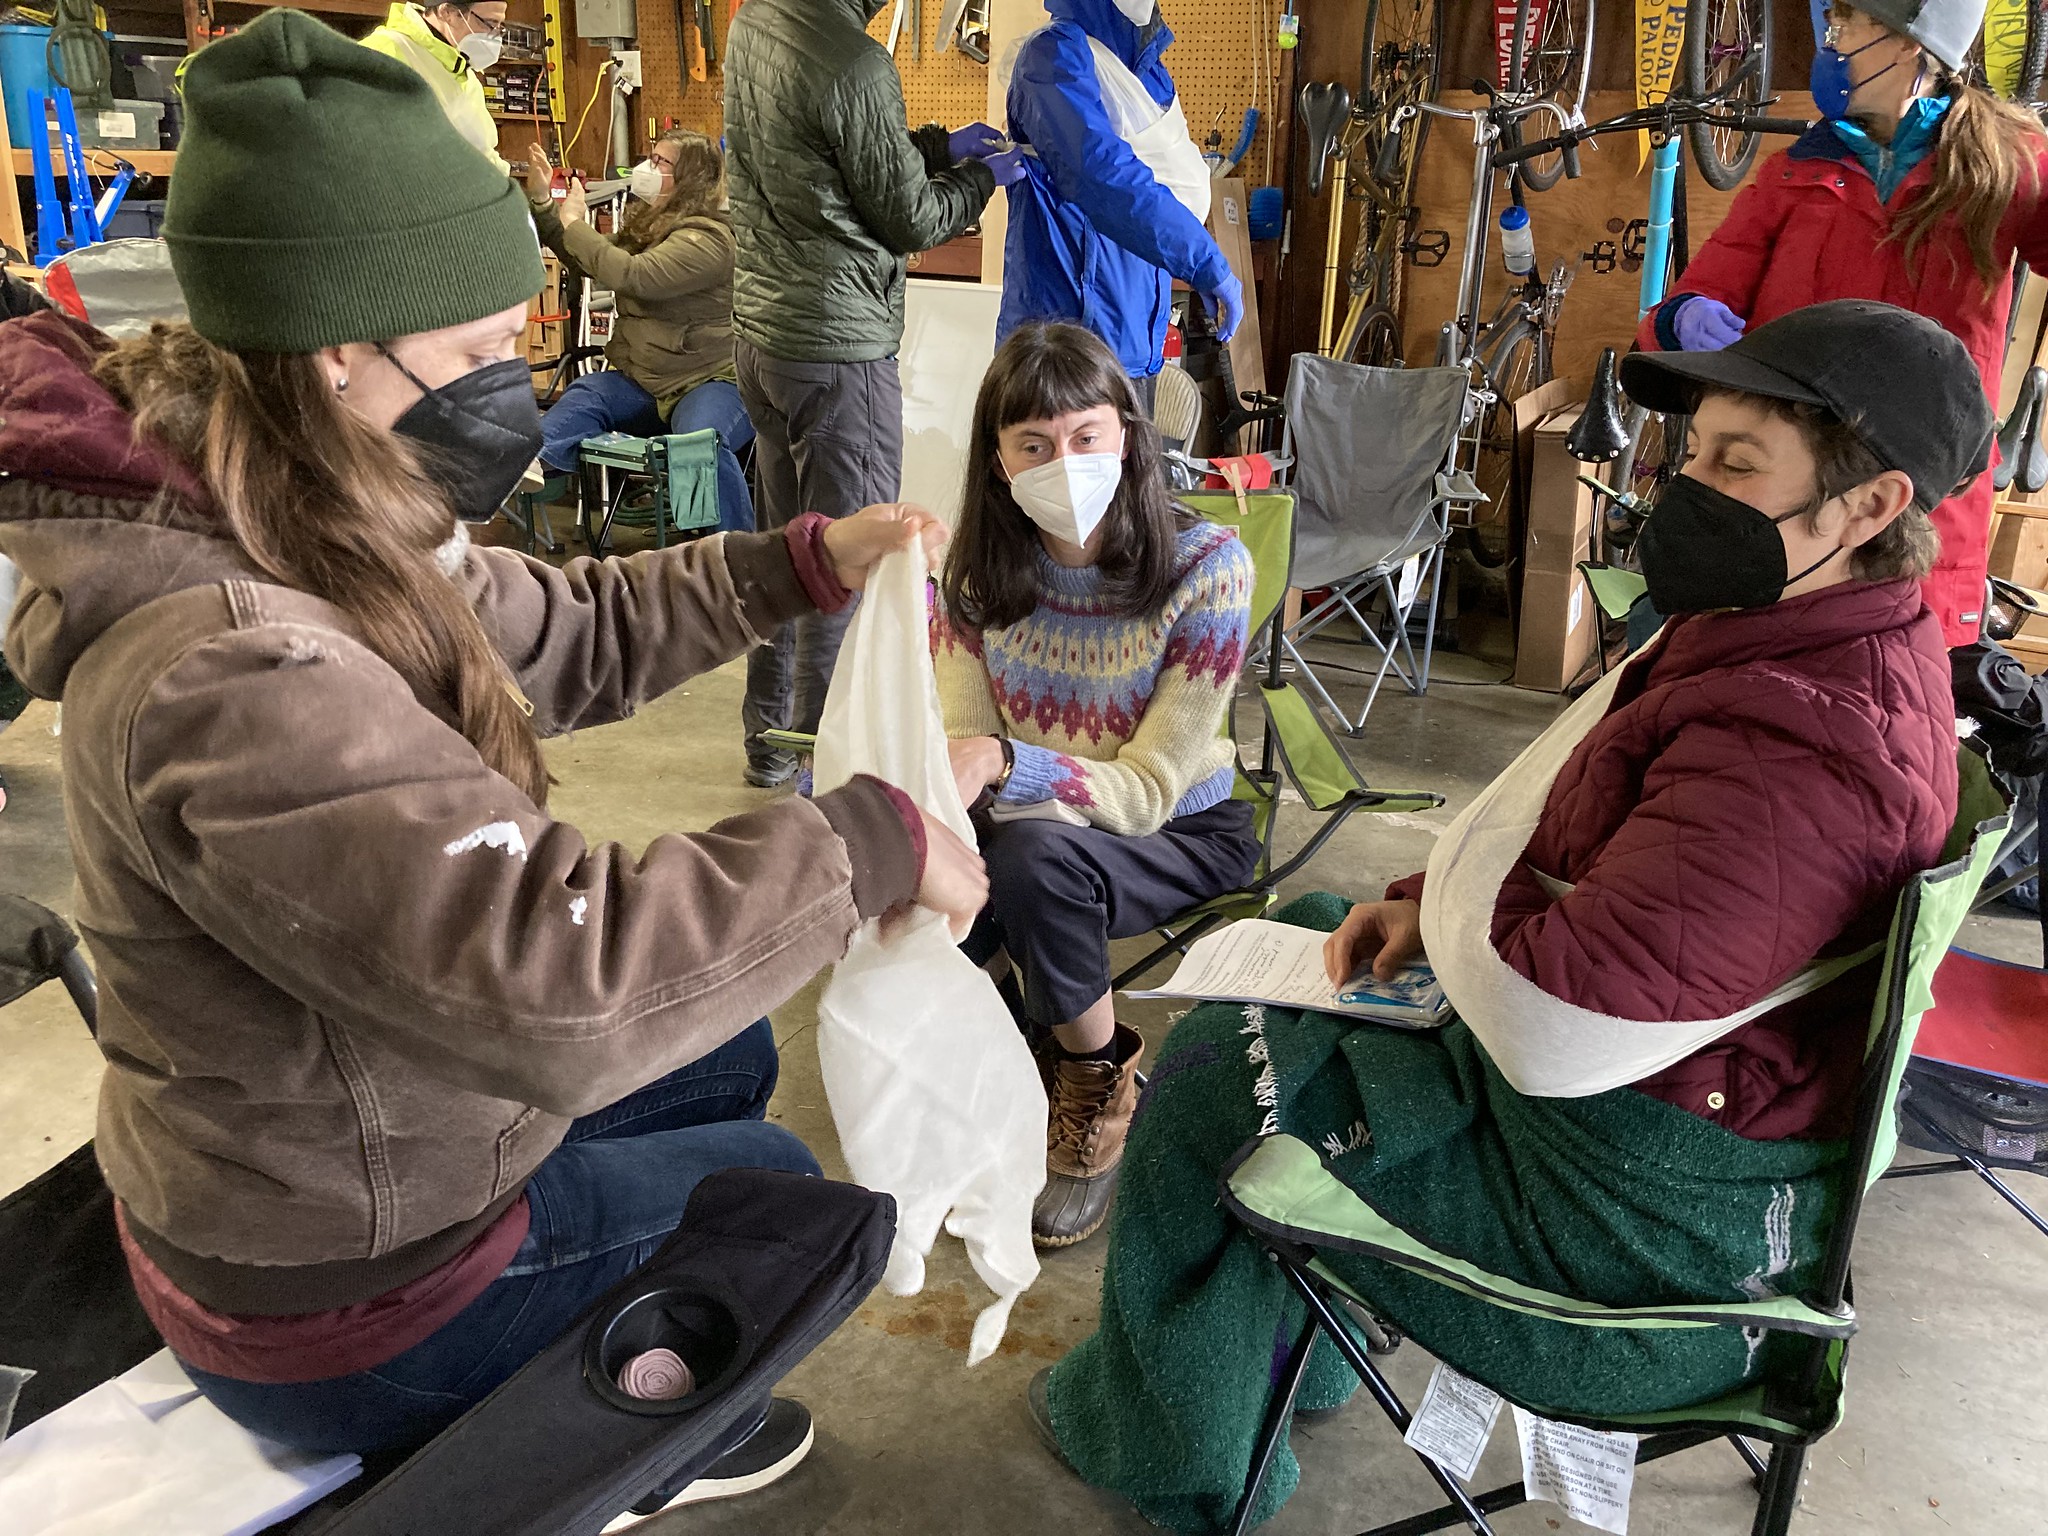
[1499,205,1536,277]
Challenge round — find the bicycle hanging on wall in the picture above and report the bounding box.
[1297,0,1592,369]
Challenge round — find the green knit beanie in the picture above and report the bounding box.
[163,8,541,353]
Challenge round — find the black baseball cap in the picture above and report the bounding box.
[1619,299,1995,511]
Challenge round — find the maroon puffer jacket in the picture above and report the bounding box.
[1392,579,1956,1140]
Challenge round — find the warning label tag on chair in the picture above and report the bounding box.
[1512,1407,1637,1534]
[1401,1362,1502,1483]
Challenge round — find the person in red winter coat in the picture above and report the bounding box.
[1634,0,2048,647]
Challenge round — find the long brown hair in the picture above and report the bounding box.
[94,324,550,804]
[1890,70,2043,290]
[617,129,728,255]
[943,322,1185,632]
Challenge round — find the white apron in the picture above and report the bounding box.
[1419,654,1881,1098]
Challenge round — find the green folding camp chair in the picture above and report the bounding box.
[576,429,724,555]
[1108,488,1442,991]
[1215,740,2011,1536]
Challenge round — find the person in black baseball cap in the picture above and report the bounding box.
[1618,298,1994,618]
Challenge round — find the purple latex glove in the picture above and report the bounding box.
[1203,272,1245,343]
[981,148,1028,187]
[1674,296,1746,352]
[948,122,1006,161]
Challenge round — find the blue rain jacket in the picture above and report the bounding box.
[997,0,1232,377]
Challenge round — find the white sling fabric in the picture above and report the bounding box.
[810,544,1045,1364]
[1083,37,1212,223]
[1420,654,1880,1098]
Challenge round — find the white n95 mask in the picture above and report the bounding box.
[1007,449,1124,547]
[1111,0,1155,21]
[628,160,666,202]
[456,31,502,70]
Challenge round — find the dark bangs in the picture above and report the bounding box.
[943,322,1185,631]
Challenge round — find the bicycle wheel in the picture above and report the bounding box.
[1683,0,1773,191]
[2024,0,2048,100]
[1337,302,1404,366]
[1505,0,1593,191]
[1356,0,1440,325]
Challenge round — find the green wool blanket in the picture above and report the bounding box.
[1048,893,1848,1532]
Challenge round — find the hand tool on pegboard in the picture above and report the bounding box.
[700,0,718,68]
[681,0,707,82]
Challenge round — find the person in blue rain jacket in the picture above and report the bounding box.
[999,0,1243,404]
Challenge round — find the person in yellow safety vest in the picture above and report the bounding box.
[362,1,509,172]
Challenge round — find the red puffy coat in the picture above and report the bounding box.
[1634,124,2048,648]
[1393,578,1956,1140]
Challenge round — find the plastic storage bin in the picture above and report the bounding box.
[0,23,53,152]
[79,97,164,151]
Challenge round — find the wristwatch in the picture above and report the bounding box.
[971,738,1015,814]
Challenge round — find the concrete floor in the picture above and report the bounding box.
[2,614,2043,1536]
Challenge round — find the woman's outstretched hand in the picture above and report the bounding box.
[1323,899,1425,987]
[822,503,949,590]
[886,809,987,941]
[560,177,588,226]
[523,143,555,204]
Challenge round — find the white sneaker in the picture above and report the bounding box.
[601,1399,815,1531]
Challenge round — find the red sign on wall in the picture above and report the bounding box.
[1494,0,1553,89]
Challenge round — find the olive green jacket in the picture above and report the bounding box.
[534,202,737,404]
[724,0,996,362]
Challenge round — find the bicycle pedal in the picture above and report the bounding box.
[1404,229,1451,267]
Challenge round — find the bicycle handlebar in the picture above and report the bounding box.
[1489,105,1808,170]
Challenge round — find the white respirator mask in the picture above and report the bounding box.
[1111,0,1155,21]
[1005,444,1125,548]
[456,30,502,70]
[628,159,667,202]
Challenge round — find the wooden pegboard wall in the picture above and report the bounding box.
[633,0,1277,189]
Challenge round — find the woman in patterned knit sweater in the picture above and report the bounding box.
[934,322,1255,1246]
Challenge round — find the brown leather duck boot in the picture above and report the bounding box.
[1033,1023,1143,1248]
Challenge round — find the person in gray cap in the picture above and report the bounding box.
[1020,302,1993,1531]
[1634,0,2048,650]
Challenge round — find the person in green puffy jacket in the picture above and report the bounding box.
[724,0,1011,787]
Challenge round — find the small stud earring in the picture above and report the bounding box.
[336,376,348,394]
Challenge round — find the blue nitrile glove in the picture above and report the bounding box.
[1204,272,1245,343]
[982,148,1028,187]
[1674,296,1746,352]
[948,122,1006,161]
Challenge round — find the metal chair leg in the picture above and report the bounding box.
[1750,1443,1807,1536]
[1727,1434,1770,1486]
[1275,1261,1499,1535]
[1227,1309,1320,1536]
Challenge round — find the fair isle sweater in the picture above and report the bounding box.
[932,519,1253,837]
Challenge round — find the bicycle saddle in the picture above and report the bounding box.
[1998,366,2048,494]
[1566,347,1631,464]
[1992,367,2040,491]
[1298,81,1352,197]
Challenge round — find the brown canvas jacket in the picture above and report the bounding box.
[0,312,915,1310]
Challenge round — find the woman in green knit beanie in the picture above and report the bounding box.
[0,6,977,1511]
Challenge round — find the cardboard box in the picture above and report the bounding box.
[1989,503,2048,589]
[1514,556,1599,693]
[1204,179,1267,411]
[1512,378,1579,533]
[1524,407,1600,576]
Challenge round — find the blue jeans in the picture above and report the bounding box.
[182,1020,817,1455]
[539,370,756,533]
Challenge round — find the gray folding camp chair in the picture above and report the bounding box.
[1278,354,1481,736]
